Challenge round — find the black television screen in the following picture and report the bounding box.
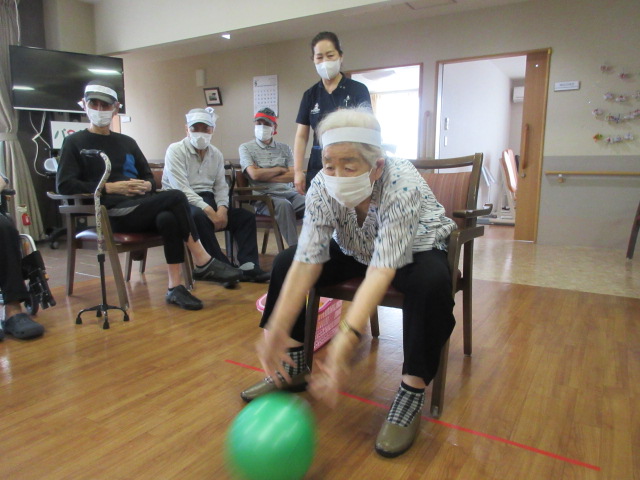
[9,45,126,114]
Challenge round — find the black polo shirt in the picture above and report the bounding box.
[296,75,371,180]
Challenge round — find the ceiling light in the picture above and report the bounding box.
[13,85,34,90]
[221,33,231,40]
[88,68,121,75]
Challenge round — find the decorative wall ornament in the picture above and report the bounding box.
[592,63,638,145]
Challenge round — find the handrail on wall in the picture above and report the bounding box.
[545,170,640,183]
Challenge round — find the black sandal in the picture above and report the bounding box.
[2,313,44,339]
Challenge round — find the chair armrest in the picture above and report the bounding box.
[450,225,485,247]
[446,225,485,278]
[233,193,273,205]
[233,193,279,218]
[47,192,93,201]
[452,204,493,219]
[234,185,269,192]
[47,192,95,215]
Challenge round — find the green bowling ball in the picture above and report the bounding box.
[225,392,317,480]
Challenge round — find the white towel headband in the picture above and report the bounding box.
[321,127,382,148]
[84,84,118,102]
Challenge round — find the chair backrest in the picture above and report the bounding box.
[501,149,518,195]
[411,153,483,229]
[148,162,164,189]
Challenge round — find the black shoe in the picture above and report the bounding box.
[2,313,44,339]
[240,265,271,283]
[165,285,203,310]
[193,258,242,284]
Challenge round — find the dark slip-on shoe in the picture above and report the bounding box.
[165,285,203,311]
[375,411,421,458]
[2,313,44,339]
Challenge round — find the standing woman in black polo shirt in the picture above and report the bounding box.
[293,31,371,194]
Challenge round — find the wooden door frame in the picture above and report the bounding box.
[434,48,551,242]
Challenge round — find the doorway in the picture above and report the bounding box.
[351,64,422,159]
[435,50,551,241]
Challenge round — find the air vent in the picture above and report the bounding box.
[512,86,524,103]
[406,0,455,10]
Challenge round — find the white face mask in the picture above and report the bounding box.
[86,107,113,127]
[315,59,341,81]
[322,169,374,208]
[255,125,274,143]
[189,132,212,150]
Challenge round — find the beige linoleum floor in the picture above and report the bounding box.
[32,225,640,299]
[473,225,639,299]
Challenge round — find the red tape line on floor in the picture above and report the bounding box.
[227,360,600,472]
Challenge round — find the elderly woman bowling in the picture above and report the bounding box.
[240,107,457,458]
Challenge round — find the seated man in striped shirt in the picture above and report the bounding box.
[238,108,305,247]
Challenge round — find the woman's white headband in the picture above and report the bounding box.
[84,84,118,101]
[321,127,382,148]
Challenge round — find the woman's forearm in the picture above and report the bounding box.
[344,266,396,334]
[293,125,310,174]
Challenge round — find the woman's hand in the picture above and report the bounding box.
[294,171,306,195]
[256,325,296,387]
[308,332,357,407]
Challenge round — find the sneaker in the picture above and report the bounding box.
[193,258,242,285]
[165,285,203,310]
[2,313,44,339]
[239,263,271,283]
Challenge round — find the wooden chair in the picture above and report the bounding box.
[47,187,193,311]
[224,160,285,263]
[304,153,491,418]
[627,199,640,259]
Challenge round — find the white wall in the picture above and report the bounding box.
[46,0,640,248]
[43,0,95,54]
[92,0,390,54]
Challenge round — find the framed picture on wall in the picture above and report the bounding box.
[204,87,222,106]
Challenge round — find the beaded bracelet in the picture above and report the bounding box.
[339,319,362,340]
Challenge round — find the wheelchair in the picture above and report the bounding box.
[0,188,56,316]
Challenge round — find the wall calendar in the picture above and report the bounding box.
[253,75,278,115]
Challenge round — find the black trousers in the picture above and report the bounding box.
[108,190,197,265]
[260,240,456,385]
[191,191,259,267]
[0,213,29,304]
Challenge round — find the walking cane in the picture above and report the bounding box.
[76,149,129,329]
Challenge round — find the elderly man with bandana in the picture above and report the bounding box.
[163,108,270,284]
[238,108,306,247]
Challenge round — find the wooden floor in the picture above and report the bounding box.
[1,244,639,478]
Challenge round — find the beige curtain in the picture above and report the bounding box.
[0,0,44,239]
[370,93,381,114]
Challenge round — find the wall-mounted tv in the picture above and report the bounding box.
[9,45,126,114]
